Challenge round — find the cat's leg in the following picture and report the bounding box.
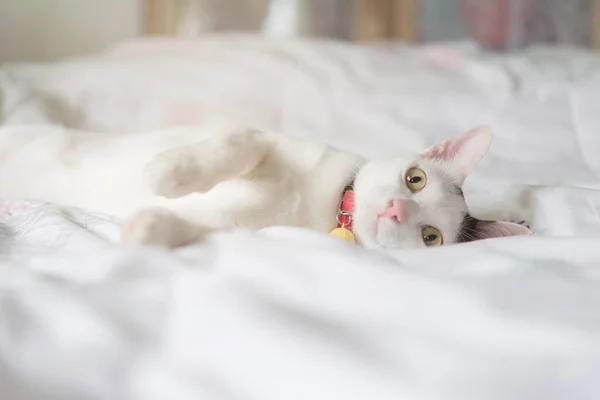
[122,173,294,248]
[143,128,270,198]
[120,207,205,247]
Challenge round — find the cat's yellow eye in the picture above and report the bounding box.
[422,226,443,247]
[405,167,427,192]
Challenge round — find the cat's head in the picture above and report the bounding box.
[352,126,532,249]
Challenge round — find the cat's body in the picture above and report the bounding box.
[0,124,530,248]
[0,125,363,244]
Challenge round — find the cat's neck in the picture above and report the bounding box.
[305,150,364,233]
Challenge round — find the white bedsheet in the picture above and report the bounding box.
[1,36,600,399]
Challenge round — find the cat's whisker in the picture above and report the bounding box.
[460,231,479,241]
[458,227,481,241]
[463,227,494,240]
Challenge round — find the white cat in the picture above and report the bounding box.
[0,124,531,248]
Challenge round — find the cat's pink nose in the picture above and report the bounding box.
[378,199,416,223]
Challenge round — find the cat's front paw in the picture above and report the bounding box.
[512,220,531,230]
[121,208,180,247]
[143,150,216,198]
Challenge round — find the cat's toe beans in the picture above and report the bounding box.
[120,209,176,247]
[515,220,531,229]
[497,208,532,227]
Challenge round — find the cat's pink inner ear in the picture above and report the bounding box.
[472,221,532,240]
[421,126,493,182]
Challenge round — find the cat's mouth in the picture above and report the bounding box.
[373,200,420,247]
[374,201,406,243]
[374,218,408,248]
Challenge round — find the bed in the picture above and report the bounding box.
[1,3,600,400]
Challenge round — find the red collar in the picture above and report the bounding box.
[336,184,355,231]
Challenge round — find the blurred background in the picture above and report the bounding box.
[0,0,597,63]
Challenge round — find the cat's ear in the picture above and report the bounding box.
[421,126,493,184]
[470,220,532,240]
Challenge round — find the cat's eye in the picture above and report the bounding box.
[405,167,427,192]
[422,226,443,247]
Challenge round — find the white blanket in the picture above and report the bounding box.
[1,36,600,400]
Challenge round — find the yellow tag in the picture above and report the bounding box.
[329,227,356,244]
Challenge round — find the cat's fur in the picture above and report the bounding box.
[0,124,531,248]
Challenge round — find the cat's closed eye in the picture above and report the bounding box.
[422,226,443,246]
[405,167,427,192]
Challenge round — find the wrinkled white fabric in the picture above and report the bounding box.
[1,36,600,400]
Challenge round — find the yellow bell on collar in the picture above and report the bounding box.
[329,226,356,244]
